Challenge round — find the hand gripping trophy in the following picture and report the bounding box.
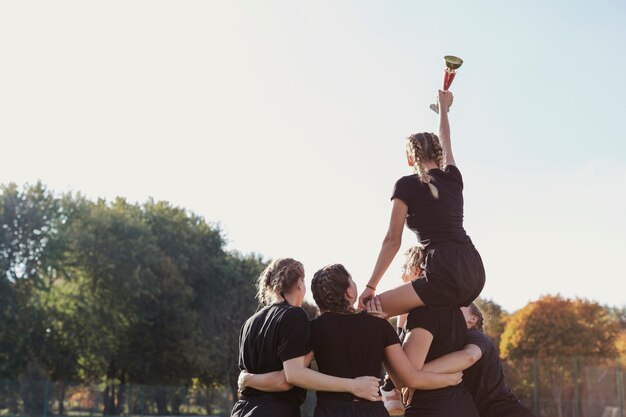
[430,55,463,113]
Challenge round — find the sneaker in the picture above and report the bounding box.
[380,386,404,416]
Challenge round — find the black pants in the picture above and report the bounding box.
[231,396,300,417]
[482,400,537,417]
[405,387,479,417]
[315,400,389,417]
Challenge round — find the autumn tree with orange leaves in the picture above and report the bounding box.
[500,295,620,417]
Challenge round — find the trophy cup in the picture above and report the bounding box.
[430,55,464,114]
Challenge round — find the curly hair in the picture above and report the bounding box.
[311,264,356,314]
[256,258,304,305]
[406,132,445,199]
[402,245,427,278]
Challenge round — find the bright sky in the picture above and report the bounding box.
[1,1,625,312]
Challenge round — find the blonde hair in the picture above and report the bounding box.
[256,258,304,305]
[403,245,426,277]
[406,132,444,198]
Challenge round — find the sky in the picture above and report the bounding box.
[1,1,625,312]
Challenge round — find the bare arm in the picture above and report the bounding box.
[239,370,293,392]
[422,344,482,373]
[438,89,455,167]
[282,355,381,401]
[402,328,434,371]
[238,352,314,393]
[358,198,408,308]
[383,344,462,390]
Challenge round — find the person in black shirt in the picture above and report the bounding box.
[242,264,462,417]
[232,258,381,417]
[310,264,461,417]
[392,302,480,417]
[421,304,536,417]
[358,89,485,317]
[380,245,427,416]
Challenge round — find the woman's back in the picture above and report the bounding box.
[392,165,469,246]
[405,306,478,417]
[310,312,399,401]
[238,301,310,404]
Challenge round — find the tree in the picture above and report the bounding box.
[501,295,618,359]
[1,182,280,414]
[500,295,619,417]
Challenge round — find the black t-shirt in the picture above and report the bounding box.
[405,307,468,399]
[406,307,468,363]
[391,165,470,247]
[238,301,311,405]
[310,311,400,401]
[463,330,518,413]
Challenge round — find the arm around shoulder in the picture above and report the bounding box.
[282,355,381,401]
[422,344,483,374]
[239,370,293,392]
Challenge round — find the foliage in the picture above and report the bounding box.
[0,183,267,415]
[500,295,619,359]
[474,297,508,353]
[500,295,620,417]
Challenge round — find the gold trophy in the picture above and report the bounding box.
[430,55,463,113]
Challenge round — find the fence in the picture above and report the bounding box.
[1,357,624,417]
[0,380,233,417]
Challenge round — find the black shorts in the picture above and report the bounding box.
[231,396,300,417]
[315,399,389,417]
[412,241,485,308]
[482,400,537,417]
[406,387,479,417]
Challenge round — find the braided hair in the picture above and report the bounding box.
[256,258,304,305]
[406,132,445,199]
[311,264,356,314]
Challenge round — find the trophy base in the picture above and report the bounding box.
[430,103,439,114]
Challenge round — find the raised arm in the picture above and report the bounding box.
[282,355,381,401]
[358,198,408,308]
[383,343,462,390]
[422,344,483,374]
[438,89,455,167]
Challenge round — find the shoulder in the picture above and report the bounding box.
[276,304,310,326]
[361,312,394,327]
[243,305,270,326]
[465,329,492,352]
[406,306,442,332]
[392,175,421,201]
[408,306,440,320]
[310,313,328,328]
[283,304,309,320]
[443,164,463,182]
[394,174,418,188]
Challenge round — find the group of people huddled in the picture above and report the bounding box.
[232,91,535,417]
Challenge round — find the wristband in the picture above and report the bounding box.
[365,284,376,291]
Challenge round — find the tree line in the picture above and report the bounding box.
[2,182,625,417]
[0,182,269,415]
